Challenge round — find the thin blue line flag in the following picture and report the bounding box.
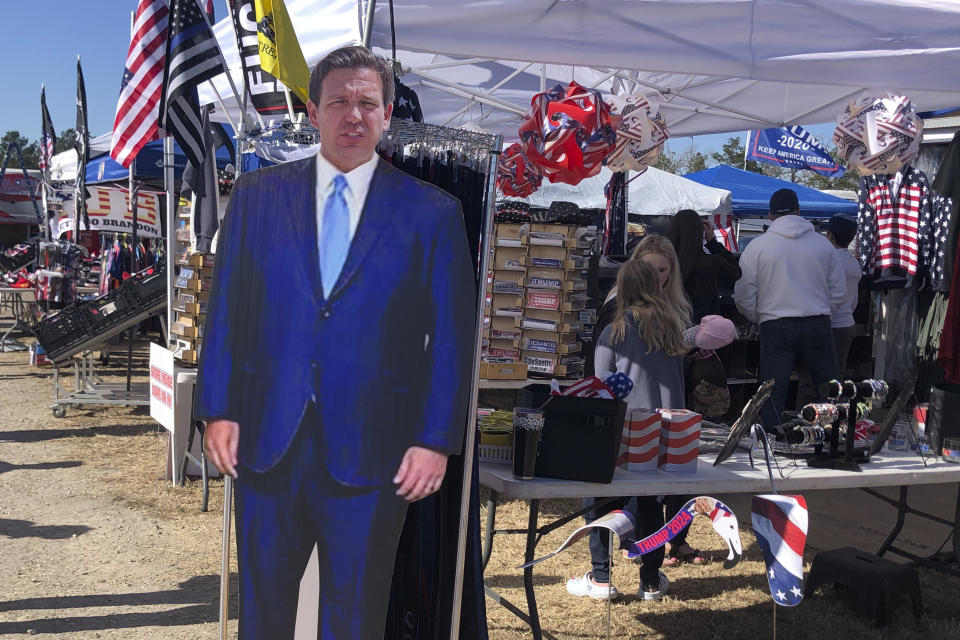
[746,126,845,177]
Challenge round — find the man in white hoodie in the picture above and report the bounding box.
[734,188,846,427]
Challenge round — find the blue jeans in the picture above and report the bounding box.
[583,495,664,587]
[758,315,838,428]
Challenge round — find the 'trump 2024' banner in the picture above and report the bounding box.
[746,126,845,177]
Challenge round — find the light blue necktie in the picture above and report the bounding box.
[319,174,350,297]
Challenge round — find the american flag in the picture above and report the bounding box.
[110,0,169,168]
[39,86,56,173]
[751,495,808,606]
[557,372,633,400]
[160,0,226,170]
[557,376,614,399]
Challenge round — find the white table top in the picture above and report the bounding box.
[479,451,960,499]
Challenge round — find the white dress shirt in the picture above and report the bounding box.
[315,152,379,251]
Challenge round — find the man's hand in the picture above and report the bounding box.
[205,419,239,479]
[393,446,448,502]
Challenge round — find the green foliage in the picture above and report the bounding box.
[0,130,40,169]
[55,128,77,154]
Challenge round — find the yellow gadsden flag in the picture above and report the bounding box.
[254,0,310,104]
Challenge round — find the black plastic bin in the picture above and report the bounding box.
[33,304,91,361]
[533,392,627,484]
[123,264,167,307]
[81,287,139,333]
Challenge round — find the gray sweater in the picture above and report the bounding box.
[594,319,685,411]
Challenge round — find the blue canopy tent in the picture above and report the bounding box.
[684,165,857,219]
[84,133,235,185]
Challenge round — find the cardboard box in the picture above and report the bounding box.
[657,409,701,473]
[487,271,525,295]
[527,245,581,271]
[180,277,213,292]
[495,223,526,241]
[489,316,521,341]
[480,361,528,380]
[490,293,524,317]
[524,288,587,312]
[487,344,521,360]
[175,252,216,268]
[530,223,580,237]
[521,308,581,333]
[176,312,206,328]
[521,329,579,355]
[171,322,201,338]
[617,409,661,471]
[523,351,557,375]
[493,246,526,272]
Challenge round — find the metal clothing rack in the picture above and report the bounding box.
[381,118,501,640]
[385,119,499,152]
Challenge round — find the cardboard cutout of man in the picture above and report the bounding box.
[196,46,476,639]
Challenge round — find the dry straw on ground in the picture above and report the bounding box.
[2,330,959,639]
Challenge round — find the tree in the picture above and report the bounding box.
[0,130,40,168]
[655,146,709,175]
[54,128,76,155]
[711,136,764,173]
[791,146,862,192]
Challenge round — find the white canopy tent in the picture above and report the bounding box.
[48,133,112,183]
[201,0,960,140]
[515,166,732,216]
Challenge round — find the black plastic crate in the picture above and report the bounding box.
[81,287,139,333]
[123,264,167,306]
[33,304,91,360]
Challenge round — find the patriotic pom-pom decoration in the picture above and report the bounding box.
[518,82,617,186]
[832,92,923,176]
[496,143,543,198]
[604,92,669,173]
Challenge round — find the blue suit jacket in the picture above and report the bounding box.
[194,157,476,485]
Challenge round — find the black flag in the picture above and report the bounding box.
[75,57,90,233]
[159,0,227,171]
[40,85,57,173]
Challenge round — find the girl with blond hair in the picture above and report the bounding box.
[567,259,687,602]
[631,234,707,566]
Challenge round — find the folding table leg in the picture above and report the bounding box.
[482,490,498,571]
[953,483,960,565]
[525,498,542,640]
[878,485,909,558]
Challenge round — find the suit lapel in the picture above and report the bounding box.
[284,156,322,300]
[326,159,397,301]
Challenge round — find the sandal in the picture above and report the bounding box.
[672,544,708,565]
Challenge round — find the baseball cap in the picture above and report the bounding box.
[827,215,857,247]
[769,188,800,215]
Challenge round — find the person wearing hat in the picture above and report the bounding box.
[734,188,846,427]
[826,215,862,374]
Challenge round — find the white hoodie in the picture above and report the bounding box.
[734,215,846,325]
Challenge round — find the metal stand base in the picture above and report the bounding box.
[865,484,960,579]
[50,350,150,418]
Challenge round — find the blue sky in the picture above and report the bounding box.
[0,1,838,157]
[1,3,133,140]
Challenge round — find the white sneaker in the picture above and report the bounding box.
[639,571,670,601]
[566,571,619,600]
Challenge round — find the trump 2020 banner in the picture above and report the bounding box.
[747,126,845,177]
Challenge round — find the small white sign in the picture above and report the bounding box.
[149,342,176,431]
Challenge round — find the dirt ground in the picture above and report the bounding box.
[2,313,960,639]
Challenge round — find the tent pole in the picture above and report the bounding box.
[362,0,378,48]
[164,134,175,347]
[449,134,502,640]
